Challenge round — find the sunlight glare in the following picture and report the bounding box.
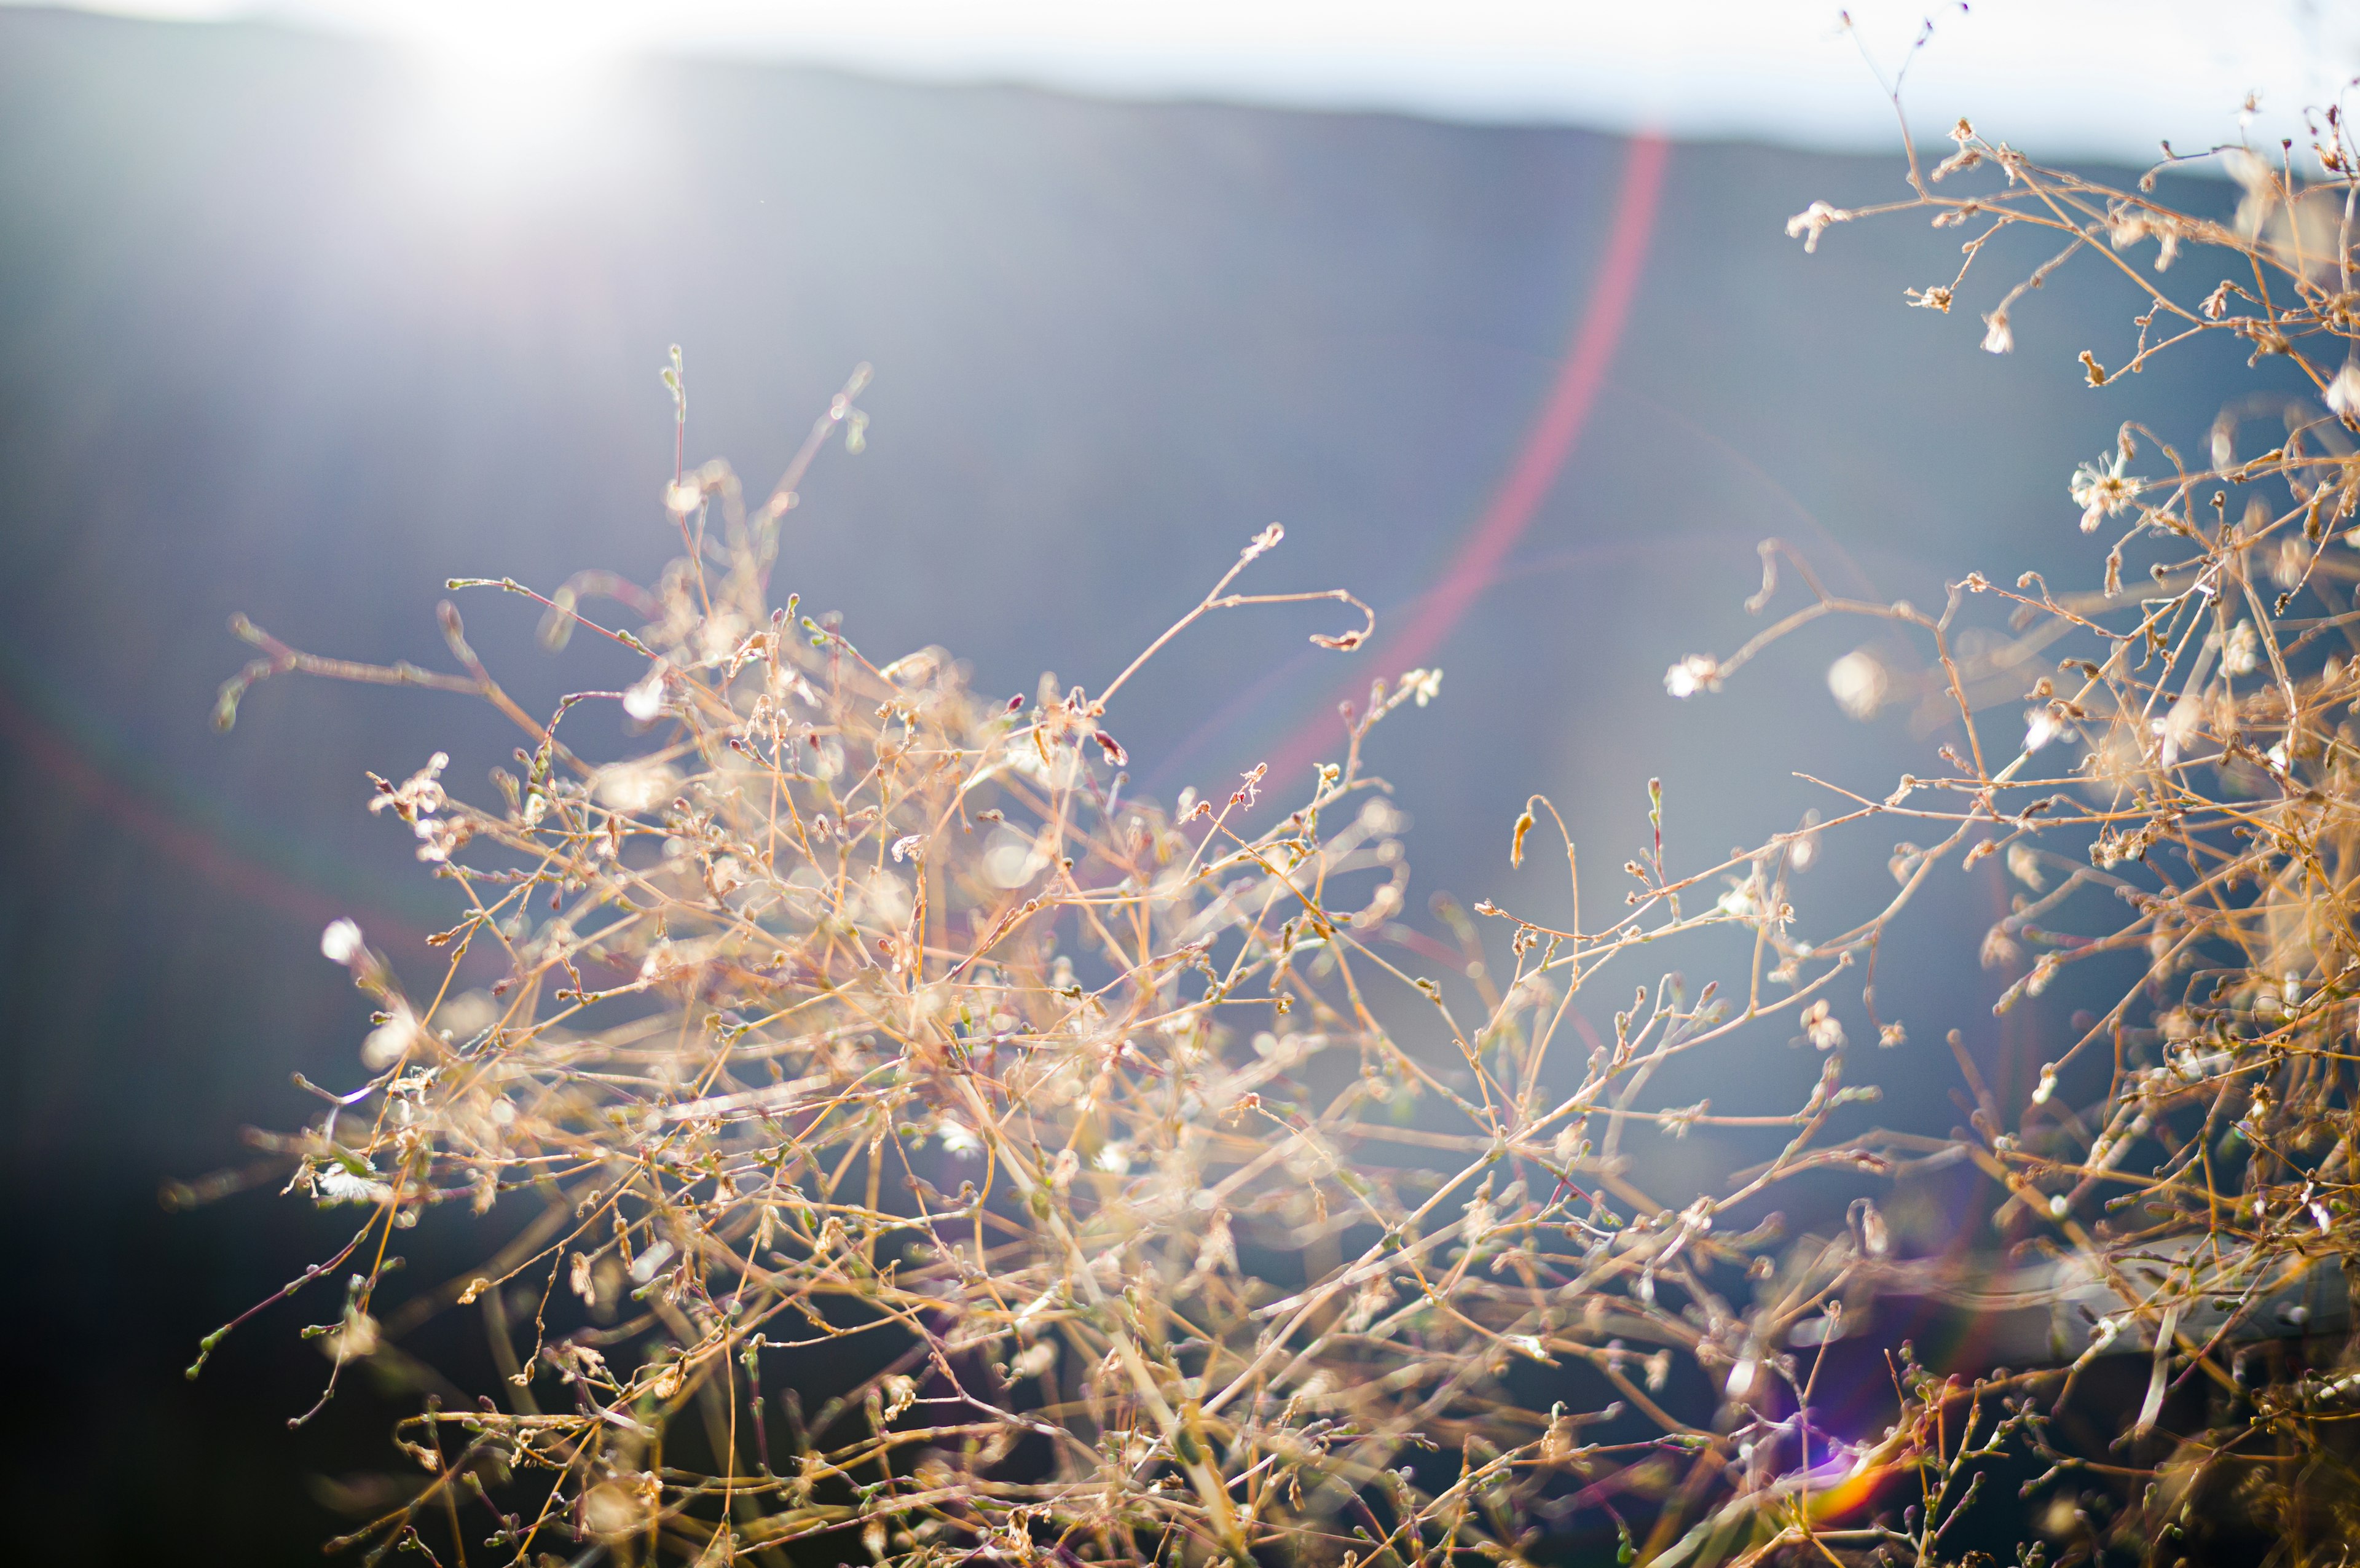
[385,2,630,189]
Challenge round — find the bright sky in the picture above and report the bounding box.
[20,0,2359,164]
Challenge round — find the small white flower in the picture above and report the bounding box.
[320,918,365,965]
[628,1239,676,1284]
[2272,536,2310,589]
[2224,146,2273,238]
[315,1161,391,1205]
[413,814,471,864]
[1801,998,1845,1051]
[1981,308,2014,355]
[1404,667,1444,707]
[593,760,679,814]
[2069,450,2143,533]
[2222,619,2261,677]
[2329,361,2360,419]
[2154,692,2206,767]
[1785,200,1846,253]
[1827,649,1886,720]
[2024,708,2064,753]
[622,668,667,723]
[1664,654,1721,699]
[368,751,448,821]
[362,1002,421,1070]
[937,1119,981,1156]
[1093,1142,1133,1174]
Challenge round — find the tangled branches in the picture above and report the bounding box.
[1726,100,2360,1565]
[199,88,2360,1568]
[203,352,1941,1566]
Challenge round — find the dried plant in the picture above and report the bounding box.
[1716,87,2360,1568]
[197,76,2360,1568]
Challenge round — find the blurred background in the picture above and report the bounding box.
[0,1,2343,1558]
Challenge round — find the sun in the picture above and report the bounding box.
[373,1,637,189]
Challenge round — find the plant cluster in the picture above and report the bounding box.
[199,73,2360,1568]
